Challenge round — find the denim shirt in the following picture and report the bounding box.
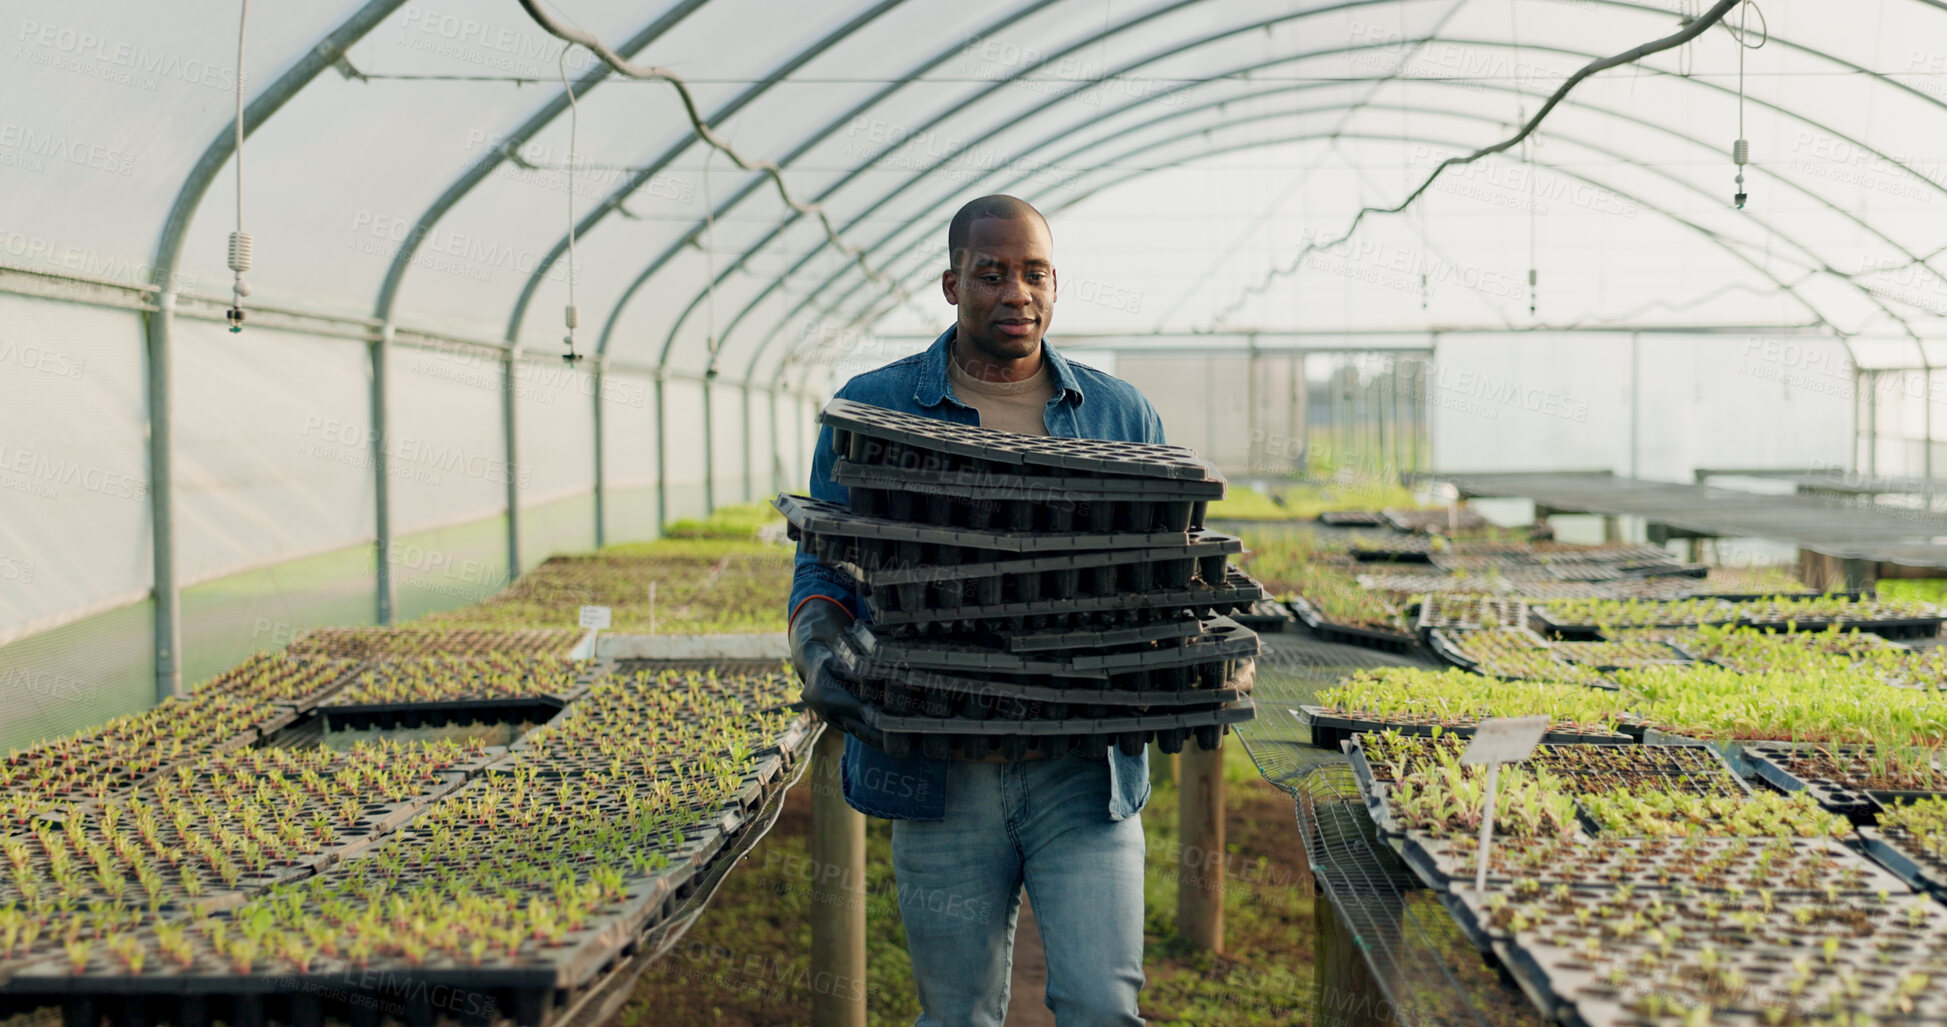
[787,325,1168,822]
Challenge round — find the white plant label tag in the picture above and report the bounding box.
[578,605,613,630]
[1461,715,1549,766]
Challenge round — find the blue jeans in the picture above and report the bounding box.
[890,753,1146,1027]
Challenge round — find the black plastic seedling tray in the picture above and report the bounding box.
[1284,595,1419,653]
[859,695,1253,760]
[851,616,1257,678]
[1857,825,1947,902]
[1230,600,1291,633]
[1296,706,1630,752]
[1315,509,1384,526]
[822,397,1218,481]
[1742,744,1886,822]
[318,696,569,732]
[833,642,1251,711]
[992,612,1203,652]
[846,535,1241,616]
[843,475,1210,537]
[861,566,1266,632]
[776,493,1194,552]
[1414,595,1529,637]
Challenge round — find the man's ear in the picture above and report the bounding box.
[942,267,960,305]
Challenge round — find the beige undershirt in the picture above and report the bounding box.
[948,354,1056,436]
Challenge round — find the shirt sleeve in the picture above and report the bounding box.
[787,413,864,625]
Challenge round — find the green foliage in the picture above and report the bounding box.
[1317,667,1628,733]
[1578,789,1854,839]
[662,502,785,540]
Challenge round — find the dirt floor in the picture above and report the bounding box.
[608,745,1314,1026]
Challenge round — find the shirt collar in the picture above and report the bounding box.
[914,325,1085,408]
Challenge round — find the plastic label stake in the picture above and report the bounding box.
[1462,714,1549,893]
[579,604,612,655]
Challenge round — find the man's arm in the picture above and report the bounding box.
[787,417,863,625]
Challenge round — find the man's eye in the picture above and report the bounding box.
[982,275,1002,283]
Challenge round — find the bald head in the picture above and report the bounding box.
[947,194,1051,273]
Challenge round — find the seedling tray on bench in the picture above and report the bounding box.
[776,493,1194,553]
[1741,744,1888,822]
[1857,824,1947,902]
[1285,595,1419,653]
[1315,509,1384,526]
[1296,705,1629,752]
[861,566,1265,632]
[834,463,1217,534]
[318,695,570,732]
[822,397,1218,481]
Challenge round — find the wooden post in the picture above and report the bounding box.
[1313,886,1393,1027]
[1148,740,1177,790]
[1177,737,1225,952]
[810,729,866,1027]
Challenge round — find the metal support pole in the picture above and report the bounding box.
[1630,332,1641,480]
[146,292,182,702]
[504,347,523,577]
[769,385,783,497]
[742,382,755,504]
[1178,738,1225,952]
[373,323,395,624]
[593,359,607,548]
[810,729,866,1027]
[1246,336,1260,474]
[655,375,668,533]
[702,376,716,515]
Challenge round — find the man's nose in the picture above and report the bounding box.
[999,275,1032,307]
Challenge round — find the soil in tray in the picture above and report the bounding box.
[1414,835,1908,895]
[1459,879,1947,1026]
[1743,743,1947,797]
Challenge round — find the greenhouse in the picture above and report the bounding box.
[4,0,1947,1024]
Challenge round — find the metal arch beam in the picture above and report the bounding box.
[800,116,1840,372]
[476,0,912,532]
[819,129,1839,370]
[645,0,1425,371]
[780,81,1924,374]
[730,9,1947,382]
[370,0,710,325]
[654,0,1419,378]
[501,0,911,350]
[366,2,707,577]
[747,30,1947,381]
[143,0,408,700]
[589,0,1064,363]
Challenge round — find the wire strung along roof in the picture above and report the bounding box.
[8,0,1947,386]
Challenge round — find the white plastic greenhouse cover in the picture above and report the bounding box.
[2,0,1945,744]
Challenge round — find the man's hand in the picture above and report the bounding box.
[789,599,884,748]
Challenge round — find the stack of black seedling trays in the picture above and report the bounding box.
[778,398,1262,761]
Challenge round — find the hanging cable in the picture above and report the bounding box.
[1728,1,1766,209]
[515,0,897,295]
[226,0,253,333]
[1208,0,1744,331]
[701,144,721,378]
[559,46,583,364]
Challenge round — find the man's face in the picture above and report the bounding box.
[943,216,1056,364]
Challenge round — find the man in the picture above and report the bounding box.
[786,194,1165,1026]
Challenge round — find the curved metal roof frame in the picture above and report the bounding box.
[590,0,1062,360]
[775,112,1831,371]
[728,35,1947,382]
[523,0,1283,362]
[774,112,1844,375]
[369,0,711,324]
[672,12,1947,382]
[758,75,1930,371]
